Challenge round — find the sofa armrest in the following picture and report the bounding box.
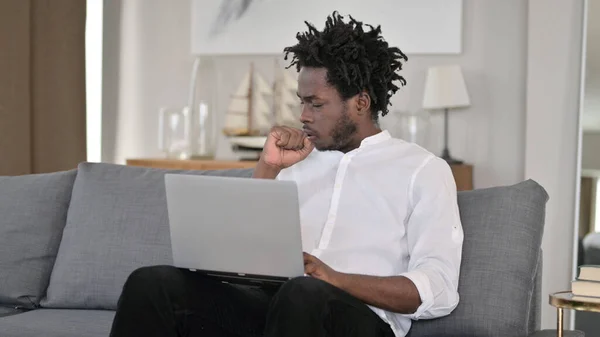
[528,329,585,337]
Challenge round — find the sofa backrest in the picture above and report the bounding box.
[0,170,77,309]
[40,162,253,310]
[408,180,548,337]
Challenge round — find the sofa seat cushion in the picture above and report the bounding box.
[41,162,253,310]
[0,306,23,317]
[0,170,77,308]
[529,330,585,337]
[0,309,115,337]
[408,180,548,337]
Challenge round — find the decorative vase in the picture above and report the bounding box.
[190,101,217,159]
[158,107,189,159]
[396,110,431,148]
[186,56,218,159]
[158,102,217,160]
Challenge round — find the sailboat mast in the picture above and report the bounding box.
[247,62,254,134]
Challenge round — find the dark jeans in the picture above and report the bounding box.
[109,265,395,337]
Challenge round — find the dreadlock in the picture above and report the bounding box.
[283,11,407,120]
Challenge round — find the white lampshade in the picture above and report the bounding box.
[422,65,470,110]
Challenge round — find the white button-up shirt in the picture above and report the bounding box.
[276,130,463,337]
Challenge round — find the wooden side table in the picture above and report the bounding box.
[126,158,474,191]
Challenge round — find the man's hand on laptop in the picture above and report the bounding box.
[253,126,314,179]
[303,252,342,287]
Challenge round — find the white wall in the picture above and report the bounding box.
[103,0,197,164]
[102,0,528,190]
[581,1,600,172]
[525,0,585,329]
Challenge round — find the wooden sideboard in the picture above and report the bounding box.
[126,158,257,171]
[126,158,474,191]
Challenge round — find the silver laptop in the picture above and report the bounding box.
[164,174,305,286]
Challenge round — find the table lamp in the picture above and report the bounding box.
[422,65,470,164]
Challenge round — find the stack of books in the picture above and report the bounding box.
[572,265,600,302]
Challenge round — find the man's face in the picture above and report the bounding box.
[297,67,359,152]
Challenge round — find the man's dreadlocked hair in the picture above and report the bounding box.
[283,11,407,120]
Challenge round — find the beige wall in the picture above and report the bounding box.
[582,132,600,170]
[102,0,528,189]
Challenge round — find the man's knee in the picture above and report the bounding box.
[279,276,329,293]
[121,265,180,297]
[271,277,331,309]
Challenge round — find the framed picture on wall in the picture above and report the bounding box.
[191,0,463,55]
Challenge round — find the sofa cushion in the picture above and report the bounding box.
[0,309,115,337]
[0,170,77,309]
[529,330,584,337]
[0,307,23,318]
[41,163,253,310]
[407,179,548,337]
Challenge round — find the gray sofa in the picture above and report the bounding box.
[0,162,579,336]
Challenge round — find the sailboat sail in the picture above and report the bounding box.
[223,65,273,136]
[273,67,302,128]
[223,71,251,135]
[252,73,274,134]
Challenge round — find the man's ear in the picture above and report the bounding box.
[356,91,371,116]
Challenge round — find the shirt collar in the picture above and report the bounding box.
[359,130,391,148]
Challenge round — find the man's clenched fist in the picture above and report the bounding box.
[260,126,314,170]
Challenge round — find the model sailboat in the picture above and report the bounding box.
[223,62,302,155]
[223,63,273,137]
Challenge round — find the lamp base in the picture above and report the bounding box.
[441,157,464,165]
[441,148,463,165]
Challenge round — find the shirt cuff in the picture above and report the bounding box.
[399,269,433,320]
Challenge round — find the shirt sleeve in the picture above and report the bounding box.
[399,155,464,320]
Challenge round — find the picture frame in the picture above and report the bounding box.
[191,0,463,55]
